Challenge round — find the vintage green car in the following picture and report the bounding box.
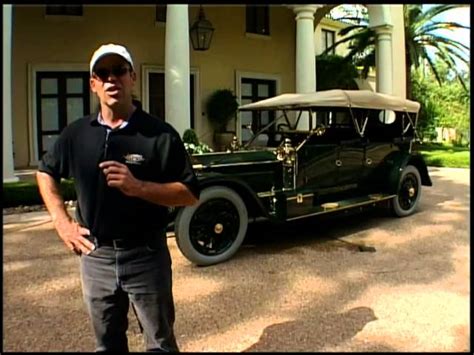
[173,89,432,266]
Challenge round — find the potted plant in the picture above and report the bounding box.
[206,89,239,150]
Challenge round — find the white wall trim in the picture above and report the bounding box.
[141,64,200,129]
[28,63,93,166]
[141,64,164,114]
[234,70,282,141]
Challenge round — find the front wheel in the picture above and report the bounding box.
[391,165,422,217]
[174,186,248,266]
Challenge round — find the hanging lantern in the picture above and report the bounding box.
[190,5,214,51]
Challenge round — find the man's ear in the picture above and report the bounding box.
[131,70,137,82]
[90,78,98,93]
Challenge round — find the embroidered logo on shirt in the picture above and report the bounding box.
[124,153,145,165]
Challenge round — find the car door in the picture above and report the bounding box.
[297,141,339,190]
[337,136,366,190]
[362,109,403,191]
[330,110,366,191]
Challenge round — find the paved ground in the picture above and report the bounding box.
[3,167,470,352]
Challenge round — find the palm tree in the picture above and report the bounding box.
[324,4,470,99]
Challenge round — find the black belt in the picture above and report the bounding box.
[90,237,148,250]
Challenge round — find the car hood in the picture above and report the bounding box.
[190,149,278,171]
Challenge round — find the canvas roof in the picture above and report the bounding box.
[238,89,421,113]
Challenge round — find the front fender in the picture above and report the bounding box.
[197,175,272,219]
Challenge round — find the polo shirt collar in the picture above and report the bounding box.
[90,106,140,130]
[97,112,129,130]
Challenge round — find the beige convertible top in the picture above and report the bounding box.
[238,89,421,113]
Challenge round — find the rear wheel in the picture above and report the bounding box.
[391,165,421,217]
[174,186,248,266]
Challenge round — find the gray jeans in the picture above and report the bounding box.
[79,235,179,352]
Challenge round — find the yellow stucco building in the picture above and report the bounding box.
[3,4,407,181]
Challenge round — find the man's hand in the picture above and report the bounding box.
[99,160,141,196]
[54,217,94,255]
[36,171,95,256]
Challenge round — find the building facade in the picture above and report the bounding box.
[3,4,406,181]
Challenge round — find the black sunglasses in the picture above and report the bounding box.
[93,66,131,81]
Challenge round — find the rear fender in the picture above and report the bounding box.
[387,152,432,194]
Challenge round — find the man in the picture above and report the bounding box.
[37,43,199,352]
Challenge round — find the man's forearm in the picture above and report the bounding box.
[134,181,198,207]
[36,171,72,224]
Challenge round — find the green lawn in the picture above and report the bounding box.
[416,143,470,168]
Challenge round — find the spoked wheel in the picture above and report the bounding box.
[174,186,248,266]
[391,165,421,217]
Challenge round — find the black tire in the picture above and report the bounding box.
[174,186,248,266]
[391,165,422,217]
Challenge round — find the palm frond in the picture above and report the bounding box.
[337,24,368,37]
[440,45,470,67]
[322,31,372,55]
[418,34,470,54]
[423,52,444,86]
[435,49,468,91]
[332,16,367,24]
[420,21,470,33]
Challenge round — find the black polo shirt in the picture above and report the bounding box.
[39,107,200,241]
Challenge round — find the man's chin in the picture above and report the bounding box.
[105,98,121,107]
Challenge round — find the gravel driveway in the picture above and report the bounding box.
[3,167,469,352]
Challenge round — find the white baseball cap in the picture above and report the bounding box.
[89,43,134,75]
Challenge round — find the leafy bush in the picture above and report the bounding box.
[3,179,76,207]
[411,63,469,143]
[206,89,239,132]
[182,128,213,154]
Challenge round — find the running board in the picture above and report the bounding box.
[286,193,396,221]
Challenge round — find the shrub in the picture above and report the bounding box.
[183,128,200,146]
[3,179,76,208]
[316,54,360,90]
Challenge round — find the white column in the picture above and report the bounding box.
[165,5,190,138]
[291,5,321,130]
[374,25,393,95]
[293,5,319,94]
[3,5,18,182]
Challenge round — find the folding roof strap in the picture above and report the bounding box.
[404,110,420,139]
[294,110,303,130]
[282,109,296,130]
[342,91,364,137]
[402,111,411,134]
[360,114,368,136]
[404,109,421,154]
[309,108,315,131]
